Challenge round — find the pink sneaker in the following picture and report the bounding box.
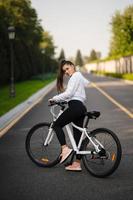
[60,147,73,163]
[65,161,82,171]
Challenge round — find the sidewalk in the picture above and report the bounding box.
[0,80,56,137]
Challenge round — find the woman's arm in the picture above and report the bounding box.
[51,73,80,102]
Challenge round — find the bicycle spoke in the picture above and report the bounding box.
[82,128,121,177]
[26,123,61,167]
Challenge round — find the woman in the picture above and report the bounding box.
[49,60,90,171]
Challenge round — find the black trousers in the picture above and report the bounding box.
[53,100,87,160]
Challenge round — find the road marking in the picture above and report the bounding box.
[91,82,133,119]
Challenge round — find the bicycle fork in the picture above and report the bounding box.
[44,124,54,146]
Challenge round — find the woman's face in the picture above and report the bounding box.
[62,64,75,76]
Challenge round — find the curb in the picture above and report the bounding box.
[0,80,56,137]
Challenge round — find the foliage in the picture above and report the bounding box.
[84,49,101,63]
[58,48,66,62]
[75,49,84,66]
[109,5,133,57]
[0,0,57,85]
[89,49,98,61]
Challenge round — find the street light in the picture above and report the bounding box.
[41,49,45,79]
[41,49,45,54]
[8,26,16,97]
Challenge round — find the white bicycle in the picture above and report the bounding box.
[25,101,122,178]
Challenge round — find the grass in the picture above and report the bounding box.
[0,74,56,117]
[91,71,133,81]
[122,73,133,81]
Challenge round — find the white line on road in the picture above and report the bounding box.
[91,82,133,119]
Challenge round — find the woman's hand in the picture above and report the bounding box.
[48,98,54,102]
[48,98,55,105]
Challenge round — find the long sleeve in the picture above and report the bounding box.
[52,72,90,102]
[80,73,90,87]
[53,73,80,102]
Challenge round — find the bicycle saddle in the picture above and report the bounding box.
[85,111,100,119]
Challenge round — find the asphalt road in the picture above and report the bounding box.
[0,73,133,200]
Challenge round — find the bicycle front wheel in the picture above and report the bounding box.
[82,128,122,178]
[25,122,61,167]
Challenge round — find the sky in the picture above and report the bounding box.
[31,0,133,59]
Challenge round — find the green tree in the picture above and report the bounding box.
[40,31,57,72]
[109,5,133,57]
[0,0,57,85]
[58,48,65,62]
[89,49,98,61]
[75,49,84,67]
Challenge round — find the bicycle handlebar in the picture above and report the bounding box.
[48,101,68,108]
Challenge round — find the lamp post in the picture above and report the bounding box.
[8,26,16,97]
[41,49,45,79]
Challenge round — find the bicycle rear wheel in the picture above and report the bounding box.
[82,128,122,178]
[25,122,61,167]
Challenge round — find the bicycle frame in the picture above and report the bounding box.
[44,105,104,155]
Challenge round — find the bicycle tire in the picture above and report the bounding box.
[25,122,61,167]
[82,128,122,178]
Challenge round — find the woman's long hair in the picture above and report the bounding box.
[57,60,75,92]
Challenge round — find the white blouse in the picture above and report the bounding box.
[53,72,90,103]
